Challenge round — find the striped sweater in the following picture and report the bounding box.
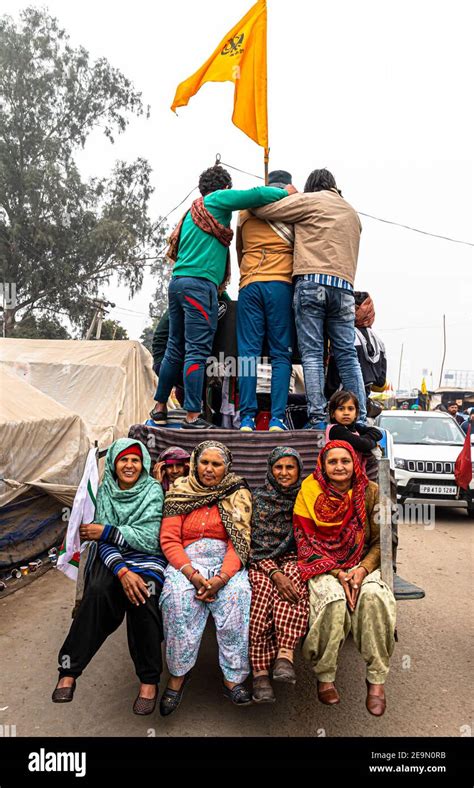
[98,525,167,585]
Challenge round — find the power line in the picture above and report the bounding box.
[220,160,264,180]
[378,320,471,332]
[357,212,474,247]
[153,186,198,230]
[112,305,150,316]
[219,159,474,247]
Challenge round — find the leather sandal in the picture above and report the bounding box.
[52,678,76,703]
[317,680,340,705]
[365,679,386,717]
[252,675,275,704]
[273,657,296,684]
[222,681,253,705]
[133,685,158,716]
[159,672,191,717]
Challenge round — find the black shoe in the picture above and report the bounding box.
[149,408,167,425]
[133,685,158,716]
[252,675,276,704]
[52,678,76,703]
[159,673,191,717]
[223,681,253,706]
[181,417,216,430]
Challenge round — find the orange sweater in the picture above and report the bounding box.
[160,504,242,578]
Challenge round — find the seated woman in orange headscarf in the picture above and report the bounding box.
[293,440,396,717]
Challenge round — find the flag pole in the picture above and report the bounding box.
[264,147,269,185]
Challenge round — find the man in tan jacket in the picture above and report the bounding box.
[254,168,367,428]
[236,169,296,432]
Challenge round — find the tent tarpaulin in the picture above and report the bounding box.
[0,338,156,446]
[0,490,67,568]
[0,365,90,509]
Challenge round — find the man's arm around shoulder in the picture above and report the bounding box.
[253,191,310,222]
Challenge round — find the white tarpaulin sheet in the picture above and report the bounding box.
[0,365,90,507]
[0,338,156,446]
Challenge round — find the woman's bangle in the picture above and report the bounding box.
[180,563,192,574]
[269,569,283,579]
[188,568,198,582]
[117,567,129,579]
[215,573,227,585]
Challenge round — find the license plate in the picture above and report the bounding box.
[419,485,457,495]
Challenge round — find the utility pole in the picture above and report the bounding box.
[438,314,447,387]
[84,298,115,340]
[397,343,404,395]
[95,302,104,339]
[2,281,5,338]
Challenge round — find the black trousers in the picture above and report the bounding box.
[58,559,163,684]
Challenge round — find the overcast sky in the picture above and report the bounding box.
[4,0,473,391]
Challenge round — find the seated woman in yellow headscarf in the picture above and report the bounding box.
[293,440,396,717]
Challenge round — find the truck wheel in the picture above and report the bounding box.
[467,505,474,519]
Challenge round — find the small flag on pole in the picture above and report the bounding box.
[171,0,268,147]
[57,447,99,582]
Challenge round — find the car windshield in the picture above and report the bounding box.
[379,415,465,445]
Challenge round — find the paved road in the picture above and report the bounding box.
[1,509,472,738]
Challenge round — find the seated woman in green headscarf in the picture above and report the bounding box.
[52,438,166,716]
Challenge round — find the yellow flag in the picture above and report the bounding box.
[421,377,428,395]
[171,0,268,147]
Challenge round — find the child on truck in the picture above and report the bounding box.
[326,390,382,480]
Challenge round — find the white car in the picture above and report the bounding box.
[376,410,474,517]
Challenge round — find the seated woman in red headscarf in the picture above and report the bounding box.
[293,440,396,717]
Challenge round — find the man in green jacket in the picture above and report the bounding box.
[151,165,291,429]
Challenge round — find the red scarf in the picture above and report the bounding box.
[166,197,233,285]
[293,440,369,579]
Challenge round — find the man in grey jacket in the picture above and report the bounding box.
[254,168,367,428]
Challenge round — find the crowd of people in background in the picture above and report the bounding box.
[433,400,474,433]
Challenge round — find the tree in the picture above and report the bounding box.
[0,7,167,335]
[140,242,173,354]
[98,319,128,340]
[148,256,173,321]
[10,313,71,339]
[140,320,157,353]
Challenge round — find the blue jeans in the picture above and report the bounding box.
[237,281,294,420]
[156,276,218,413]
[294,280,367,422]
